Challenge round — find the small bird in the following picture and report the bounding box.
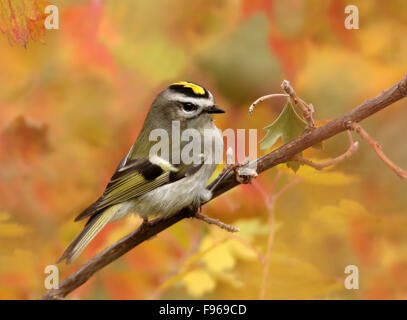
[58,81,225,264]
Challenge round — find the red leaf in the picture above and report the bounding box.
[0,115,50,162]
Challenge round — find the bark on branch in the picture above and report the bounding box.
[41,75,407,300]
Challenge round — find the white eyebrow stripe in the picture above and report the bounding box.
[169,93,214,108]
[207,90,214,101]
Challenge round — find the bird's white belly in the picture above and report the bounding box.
[134,162,216,218]
[111,123,222,221]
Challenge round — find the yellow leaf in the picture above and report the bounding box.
[182,269,216,297]
[0,212,30,238]
[302,199,372,238]
[264,253,341,299]
[0,249,36,273]
[200,237,236,273]
[313,199,370,221]
[161,219,268,295]
[0,222,30,238]
[234,218,270,239]
[228,239,258,261]
[215,271,244,288]
[279,164,358,186]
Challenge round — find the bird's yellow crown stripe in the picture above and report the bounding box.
[171,81,206,95]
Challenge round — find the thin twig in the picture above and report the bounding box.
[248,93,289,115]
[293,130,359,170]
[194,212,240,232]
[40,74,407,300]
[253,178,301,300]
[269,171,283,197]
[281,80,316,130]
[349,122,407,179]
[273,177,302,202]
[260,201,275,300]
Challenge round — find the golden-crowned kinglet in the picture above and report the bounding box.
[58,81,225,264]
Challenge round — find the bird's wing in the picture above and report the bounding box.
[74,155,203,221]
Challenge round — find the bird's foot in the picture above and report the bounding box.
[227,160,258,184]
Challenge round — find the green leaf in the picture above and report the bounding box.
[260,102,306,150]
[260,102,306,172]
[286,160,301,172]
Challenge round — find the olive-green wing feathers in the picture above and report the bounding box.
[57,154,203,264]
[74,156,203,222]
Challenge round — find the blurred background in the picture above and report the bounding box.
[0,0,407,299]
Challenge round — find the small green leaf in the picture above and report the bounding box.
[286,160,301,172]
[260,102,306,150]
[260,102,307,173]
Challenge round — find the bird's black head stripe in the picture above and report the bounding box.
[169,81,209,99]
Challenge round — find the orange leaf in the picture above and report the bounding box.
[0,0,48,47]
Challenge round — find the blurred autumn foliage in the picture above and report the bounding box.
[1,0,407,300]
[0,0,48,47]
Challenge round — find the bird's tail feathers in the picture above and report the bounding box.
[57,205,119,264]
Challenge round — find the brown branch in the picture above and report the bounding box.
[194,212,240,232]
[350,122,407,179]
[281,80,316,130]
[293,130,359,170]
[40,74,407,300]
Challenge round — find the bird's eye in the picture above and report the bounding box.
[182,102,197,112]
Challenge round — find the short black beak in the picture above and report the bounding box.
[206,105,225,114]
